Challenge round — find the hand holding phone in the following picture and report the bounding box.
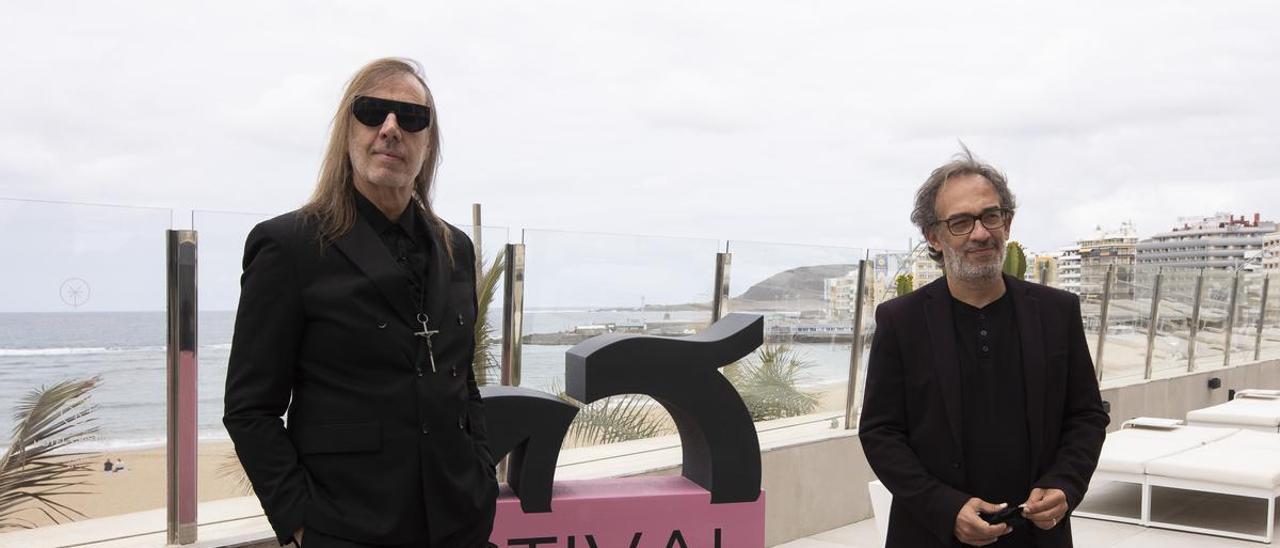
[981,504,1027,527]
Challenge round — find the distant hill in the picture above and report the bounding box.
[736,264,857,302]
[596,263,858,313]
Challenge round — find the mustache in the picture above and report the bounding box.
[963,241,1000,252]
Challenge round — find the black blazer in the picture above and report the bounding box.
[859,275,1109,548]
[223,209,497,547]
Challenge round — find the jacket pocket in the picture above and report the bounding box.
[292,421,382,455]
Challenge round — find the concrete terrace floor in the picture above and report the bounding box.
[779,518,1270,547]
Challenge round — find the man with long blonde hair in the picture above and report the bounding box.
[225,58,497,547]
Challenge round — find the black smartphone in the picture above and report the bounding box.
[980,504,1026,526]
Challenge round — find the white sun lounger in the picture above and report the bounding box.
[1077,418,1239,525]
[1143,429,1280,543]
[1186,390,1280,433]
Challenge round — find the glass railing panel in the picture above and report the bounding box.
[520,229,720,448]
[725,241,866,430]
[1150,268,1203,379]
[1232,272,1266,364]
[1263,272,1280,361]
[191,209,271,504]
[1096,265,1146,384]
[466,226,509,387]
[0,198,172,526]
[1194,270,1236,370]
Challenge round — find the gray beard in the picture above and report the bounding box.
[943,243,1006,283]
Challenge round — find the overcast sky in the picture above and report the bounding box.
[3,1,1279,305]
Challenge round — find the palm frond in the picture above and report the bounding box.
[0,377,100,530]
[549,382,668,446]
[217,452,255,496]
[727,343,820,422]
[473,253,506,386]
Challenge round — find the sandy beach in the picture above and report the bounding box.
[9,441,249,528]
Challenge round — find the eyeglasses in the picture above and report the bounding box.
[934,207,1010,236]
[352,96,432,133]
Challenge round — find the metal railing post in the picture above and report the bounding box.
[165,230,198,545]
[711,252,732,322]
[1144,268,1164,379]
[1257,275,1271,362]
[1187,269,1205,372]
[471,203,483,280]
[845,259,869,430]
[1095,264,1115,383]
[501,243,526,387]
[1224,271,1242,367]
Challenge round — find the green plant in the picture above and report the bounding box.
[1003,241,1027,279]
[550,382,667,446]
[726,343,819,422]
[894,274,914,296]
[0,378,100,529]
[473,253,506,386]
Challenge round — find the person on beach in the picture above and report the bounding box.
[224,58,496,548]
[103,458,113,473]
[859,148,1109,548]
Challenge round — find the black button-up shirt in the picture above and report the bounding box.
[354,192,432,305]
[951,290,1034,546]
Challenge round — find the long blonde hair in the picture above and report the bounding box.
[301,57,454,261]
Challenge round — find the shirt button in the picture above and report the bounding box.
[457,314,464,325]
[421,426,430,435]
[952,461,962,469]
[981,345,990,352]
[458,417,465,429]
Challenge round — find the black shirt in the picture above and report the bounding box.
[951,289,1034,547]
[353,192,433,305]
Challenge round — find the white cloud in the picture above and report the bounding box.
[0,0,1277,262]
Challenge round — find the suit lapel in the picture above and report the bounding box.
[332,215,418,324]
[923,279,964,453]
[1008,275,1046,473]
[421,208,450,330]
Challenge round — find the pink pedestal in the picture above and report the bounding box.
[490,476,765,548]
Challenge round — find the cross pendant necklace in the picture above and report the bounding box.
[414,312,439,373]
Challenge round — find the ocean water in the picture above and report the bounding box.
[0,309,856,451]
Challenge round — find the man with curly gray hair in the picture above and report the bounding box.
[860,148,1108,548]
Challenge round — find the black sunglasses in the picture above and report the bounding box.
[352,96,432,133]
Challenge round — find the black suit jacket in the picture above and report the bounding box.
[223,208,498,547]
[859,275,1109,548]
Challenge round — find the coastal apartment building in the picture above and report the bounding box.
[1032,252,1059,286]
[1137,213,1277,271]
[1078,222,1138,300]
[1056,245,1082,295]
[912,252,943,288]
[1265,230,1280,271]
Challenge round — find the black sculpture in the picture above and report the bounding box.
[482,313,765,511]
[477,385,578,513]
[566,313,763,504]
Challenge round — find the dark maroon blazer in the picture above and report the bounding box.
[859,275,1109,548]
